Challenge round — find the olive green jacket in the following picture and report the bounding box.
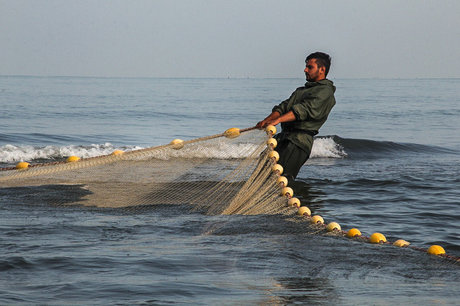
[272,79,336,153]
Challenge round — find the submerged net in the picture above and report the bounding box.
[0,128,293,216]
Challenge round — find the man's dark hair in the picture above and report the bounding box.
[306,52,331,77]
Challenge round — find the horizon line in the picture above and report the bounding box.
[1,74,459,80]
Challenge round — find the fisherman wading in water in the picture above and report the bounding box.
[256,52,336,182]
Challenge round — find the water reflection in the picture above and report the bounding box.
[0,184,91,206]
[272,276,340,304]
[290,179,326,213]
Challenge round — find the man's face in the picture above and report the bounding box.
[304,58,325,82]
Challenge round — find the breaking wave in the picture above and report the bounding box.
[1,135,455,166]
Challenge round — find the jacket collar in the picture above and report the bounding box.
[305,79,333,87]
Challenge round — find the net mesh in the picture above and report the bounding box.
[0,128,292,216]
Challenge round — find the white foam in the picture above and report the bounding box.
[310,137,347,158]
[0,137,346,164]
[153,137,346,160]
[0,143,142,163]
[149,139,260,160]
[177,141,257,159]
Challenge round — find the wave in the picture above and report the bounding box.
[310,137,347,158]
[324,135,456,159]
[0,143,142,165]
[0,136,455,166]
[0,140,342,167]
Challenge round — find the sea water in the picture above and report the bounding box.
[0,76,459,304]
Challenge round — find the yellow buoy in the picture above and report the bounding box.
[265,125,276,135]
[66,156,80,163]
[224,127,240,139]
[393,239,410,247]
[427,245,446,256]
[16,162,30,170]
[170,139,184,150]
[311,215,324,224]
[369,233,387,244]
[271,164,283,175]
[281,187,293,198]
[268,151,280,162]
[111,150,124,156]
[277,176,288,187]
[346,228,361,238]
[297,206,311,216]
[326,222,341,232]
[288,197,300,208]
[267,138,277,149]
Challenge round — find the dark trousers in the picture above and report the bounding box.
[275,138,310,182]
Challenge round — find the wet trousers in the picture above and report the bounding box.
[275,138,310,182]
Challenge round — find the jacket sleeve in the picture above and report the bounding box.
[272,91,296,115]
[290,86,334,121]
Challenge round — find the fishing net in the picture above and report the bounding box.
[1,126,459,262]
[0,127,295,216]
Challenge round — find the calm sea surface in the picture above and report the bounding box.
[1,76,459,304]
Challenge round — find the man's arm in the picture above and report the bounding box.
[290,86,335,122]
[256,111,296,128]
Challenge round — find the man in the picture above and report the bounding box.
[256,52,336,182]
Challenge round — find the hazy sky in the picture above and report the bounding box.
[1,0,459,78]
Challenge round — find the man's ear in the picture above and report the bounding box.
[319,66,326,76]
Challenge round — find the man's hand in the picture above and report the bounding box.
[256,118,277,128]
[256,111,281,129]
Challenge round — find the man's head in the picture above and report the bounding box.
[304,52,331,82]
